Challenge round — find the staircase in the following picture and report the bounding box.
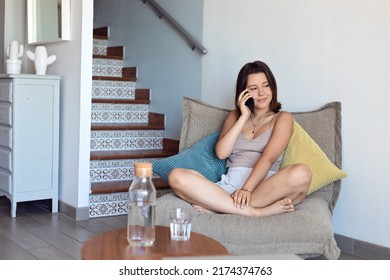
[89,26,178,218]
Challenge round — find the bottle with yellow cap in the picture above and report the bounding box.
[127,162,156,246]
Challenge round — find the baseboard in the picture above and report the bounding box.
[58,200,89,221]
[335,234,390,260]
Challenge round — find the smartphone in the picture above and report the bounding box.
[245,97,254,112]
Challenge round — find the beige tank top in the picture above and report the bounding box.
[226,129,283,171]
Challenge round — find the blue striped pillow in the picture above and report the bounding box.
[153,131,227,182]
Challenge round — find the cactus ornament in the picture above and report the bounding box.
[26,46,56,75]
[6,40,23,74]
[7,40,24,60]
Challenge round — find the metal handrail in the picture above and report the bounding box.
[140,0,208,55]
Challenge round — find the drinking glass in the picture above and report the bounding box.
[169,208,191,241]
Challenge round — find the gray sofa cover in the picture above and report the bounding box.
[156,97,343,259]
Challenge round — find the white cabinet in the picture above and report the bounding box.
[0,74,60,217]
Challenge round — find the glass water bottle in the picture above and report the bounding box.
[127,162,156,246]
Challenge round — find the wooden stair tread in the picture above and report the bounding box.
[93,26,109,38]
[91,122,164,130]
[93,76,136,82]
[93,54,123,60]
[91,149,177,160]
[93,35,108,40]
[91,178,170,194]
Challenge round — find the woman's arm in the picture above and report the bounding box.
[214,110,247,159]
[215,89,252,159]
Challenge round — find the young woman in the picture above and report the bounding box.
[168,61,312,217]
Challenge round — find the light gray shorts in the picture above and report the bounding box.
[216,167,276,195]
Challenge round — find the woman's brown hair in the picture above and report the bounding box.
[235,61,281,114]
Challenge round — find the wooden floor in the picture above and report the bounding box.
[0,197,128,260]
[0,196,365,260]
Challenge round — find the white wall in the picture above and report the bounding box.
[0,0,5,71]
[2,0,26,73]
[202,0,390,248]
[50,0,93,212]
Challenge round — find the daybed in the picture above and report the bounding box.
[154,97,347,259]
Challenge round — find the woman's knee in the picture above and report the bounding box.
[168,168,189,190]
[168,168,182,188]
[288,163,312,189]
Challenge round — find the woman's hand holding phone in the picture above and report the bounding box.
[238,89,253,117]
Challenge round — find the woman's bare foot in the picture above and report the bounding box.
[192,204,217,214]
[192,198,293,217]
[253,198,294,217]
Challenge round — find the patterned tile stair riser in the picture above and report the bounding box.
[91,103,149,123]
[90,158,161,183]
[92,80,136,99]
[90,130,164,151]
[90,193,128,217]
[93,39,108,55]
[92,58,123,77]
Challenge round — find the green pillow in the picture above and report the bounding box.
[153,131,227,182]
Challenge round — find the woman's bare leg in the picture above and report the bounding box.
[168,168,294,217]
[192,204,217,214]
[249,163,312,208]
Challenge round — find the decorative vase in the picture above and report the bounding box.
[6,59,22,74]
[26,46,56,75]
[6,40,23,74]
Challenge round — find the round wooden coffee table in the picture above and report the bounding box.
[80,225,228,260]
